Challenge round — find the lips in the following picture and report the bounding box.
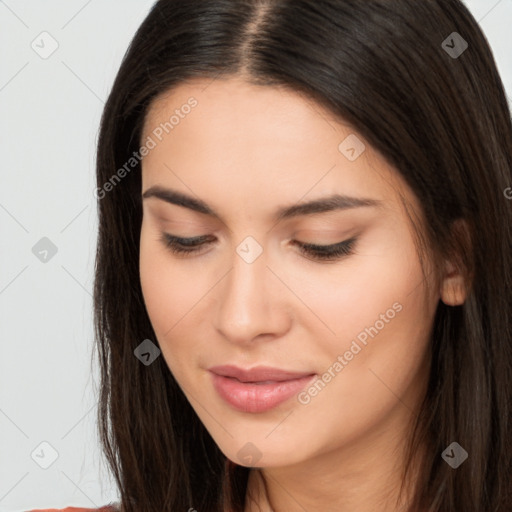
[208,365,314,383]
[208,365,316,413]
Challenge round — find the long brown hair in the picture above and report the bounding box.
[93,1,512,510]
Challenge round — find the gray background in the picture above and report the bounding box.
[1,1,511,510]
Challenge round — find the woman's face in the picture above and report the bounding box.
[139,76,440,469]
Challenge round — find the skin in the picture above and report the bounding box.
[138,76,467,512]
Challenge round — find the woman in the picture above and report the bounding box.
[31,0,512,511]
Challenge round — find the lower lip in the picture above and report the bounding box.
[210,372,316,413]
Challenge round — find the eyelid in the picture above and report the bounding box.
[160,232,358,262]
[162,233,352,247]
[167,234,213,245]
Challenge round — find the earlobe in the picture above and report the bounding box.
[440,260,467,306]
[439,218,471,307]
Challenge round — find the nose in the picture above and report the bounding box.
[213,242,291,346]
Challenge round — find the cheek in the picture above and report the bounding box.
[286,223,424,351]
[139,228,195,343]
[139,225,220,372]
[289,228,433,433]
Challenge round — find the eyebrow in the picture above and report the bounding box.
[141,185,383,222]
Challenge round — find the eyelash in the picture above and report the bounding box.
[159,233,357,262]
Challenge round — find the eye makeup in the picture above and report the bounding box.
[159,232,358,262]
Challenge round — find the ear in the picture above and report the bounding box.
[439,219,470,306]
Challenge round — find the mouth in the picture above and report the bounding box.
[208,364,315,382]
[208,365,316,413]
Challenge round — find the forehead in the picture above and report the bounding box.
[143,76,372,155]
[144,76,325,129]
[140,77,414,217]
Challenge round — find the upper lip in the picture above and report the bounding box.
[208,365,315,383]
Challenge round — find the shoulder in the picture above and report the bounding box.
[28,506,118,512]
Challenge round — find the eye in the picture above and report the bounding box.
[290,237,357,261]
[159,233,357,262]
[159,233,215,255]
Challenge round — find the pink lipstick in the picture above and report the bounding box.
[208,365,316,413]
